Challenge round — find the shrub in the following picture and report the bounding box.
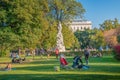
[0,50,10,57]
[0,51,7,57]
[113,45,120,60]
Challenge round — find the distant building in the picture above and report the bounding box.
[69,19,92,32]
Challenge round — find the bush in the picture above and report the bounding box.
[0,51,7,57]
[113,45,120,60]
[0,50,10,57]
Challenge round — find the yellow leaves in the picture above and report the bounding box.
[62,24,77,48]
[100,18,120,30]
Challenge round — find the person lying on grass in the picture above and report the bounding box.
[0,63,12,71]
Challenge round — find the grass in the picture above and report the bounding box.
[0,55,120,80]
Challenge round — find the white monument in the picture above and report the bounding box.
[56,22,65,52]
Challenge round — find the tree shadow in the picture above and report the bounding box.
[0,74,120,80]
[89,57,119,63]
[16,65,56,72]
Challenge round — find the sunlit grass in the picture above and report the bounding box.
[0,55,120,80]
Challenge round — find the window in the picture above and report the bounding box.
[81,27,82,29]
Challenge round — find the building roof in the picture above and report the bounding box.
[70,19,92,25]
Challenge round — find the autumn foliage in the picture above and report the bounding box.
[113,45,120,60]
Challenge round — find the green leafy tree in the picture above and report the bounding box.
[0,27,19,56]
[74,28,106,49]
[41,22,57,49]
[48,0,85,50]
[117,35,120,43]
[94,30,106,48]
[0,0,85,56]
[0,0,50,56]
[62,24,79,49]
[74,29,91,49]
[100,18,120,31]
[48,0,85,22]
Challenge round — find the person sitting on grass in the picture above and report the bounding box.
[59,54,72,69]
[72,55,83,69]
[12,57,26,63]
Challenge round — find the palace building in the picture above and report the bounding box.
[69,19,92,32]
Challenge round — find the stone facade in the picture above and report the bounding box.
[69,19,92,32]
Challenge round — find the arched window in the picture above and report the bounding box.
[74,27,75,31]
[81,27,82,29]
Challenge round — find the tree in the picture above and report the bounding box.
[0,0,85,56]
[0,0,50,56]
[62,24,79,49]
[117,35,120,43]
[113,18,120,28]
[48,0,85,51]
[74,29,91,49]
[117,27,120,43]
[40,22,57,49]
[0,27,19,56]
[94,30,106,48]
[100,18,120,31]
[74,28,106,49]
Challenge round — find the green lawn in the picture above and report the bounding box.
[0,55,120,80]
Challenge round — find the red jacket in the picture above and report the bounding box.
[60,57,68,65]
[55,49,59,54]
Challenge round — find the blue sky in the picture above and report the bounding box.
[78,0,120,28]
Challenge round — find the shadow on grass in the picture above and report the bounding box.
[0,74,120,80]
[29,59,59,65]
[1,56,120,80]
[12,56,120,73]
[14,63,120,73]
[89,65,120,73]
[16,65,56,71]
[89,56,119,63]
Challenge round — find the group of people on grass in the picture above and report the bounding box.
[10,52,26,63]
[0,47,90,71]
[56,47,90,70]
